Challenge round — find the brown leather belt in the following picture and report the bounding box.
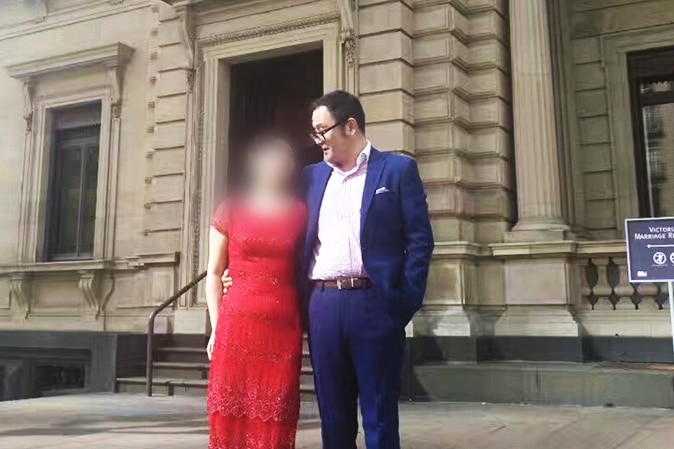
[314,277,371,291]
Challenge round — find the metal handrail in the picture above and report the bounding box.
[146,270,207,396]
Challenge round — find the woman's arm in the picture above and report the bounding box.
[206,226,228,334]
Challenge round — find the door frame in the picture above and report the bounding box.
[187,19,352,306]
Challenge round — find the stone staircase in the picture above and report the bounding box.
[116,335,315,397]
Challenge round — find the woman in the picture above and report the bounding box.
[205,133,306,449]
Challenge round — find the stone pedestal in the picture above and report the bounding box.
[506,0,570,242]
[493,306,579,337]
[492,253,580,337]
[413,307,473,337]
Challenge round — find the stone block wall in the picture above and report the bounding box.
[567,0,674,239]
[412,0,511,245]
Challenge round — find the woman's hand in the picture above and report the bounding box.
[206,332,216,361]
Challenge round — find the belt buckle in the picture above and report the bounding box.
[336,278,356,290]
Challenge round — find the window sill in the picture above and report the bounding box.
[0,252,179,275]
[1,259,113,275]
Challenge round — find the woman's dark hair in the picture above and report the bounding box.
[233,131,298,195]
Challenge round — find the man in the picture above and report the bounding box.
[223,90,434,448]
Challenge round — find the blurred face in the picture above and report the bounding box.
[311,106,354,167]
[249,139,296,190]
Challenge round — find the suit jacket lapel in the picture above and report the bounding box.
[305,162,332,261]
[361,148,386,232]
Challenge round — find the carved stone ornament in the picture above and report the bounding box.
[107,66,122,118]
[22,81,33,132]
[9,273,33,319]
[342,30,357,67]
[336,0,357,67]
[78,270,114,319]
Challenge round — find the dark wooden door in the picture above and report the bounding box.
[227,49,324,190]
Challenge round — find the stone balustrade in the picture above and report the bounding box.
[577,241,668,311]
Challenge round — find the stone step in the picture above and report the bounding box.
[412,361,674,408]
[117,376,316,398]
[153,362,209,380]
[152,360,314,380]
[156,346,208,364]
[158,346,311,364]
[116,377,208,397]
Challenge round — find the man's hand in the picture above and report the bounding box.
[221,268,233,294]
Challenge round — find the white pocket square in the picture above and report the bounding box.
[375,187,390,194]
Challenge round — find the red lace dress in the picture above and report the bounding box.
[207,199,306,449]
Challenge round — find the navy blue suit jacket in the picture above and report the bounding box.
[299,148,434,326]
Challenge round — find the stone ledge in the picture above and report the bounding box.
[434,241,488,258]
[432,240,630,260]
[412,361,674,408]
[490,240,578,258]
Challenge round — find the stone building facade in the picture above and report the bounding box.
[1,0,674,398]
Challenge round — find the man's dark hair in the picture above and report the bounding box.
[311,89,366,134]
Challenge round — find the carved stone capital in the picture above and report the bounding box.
[10,273,33,319]
[78,270,114,319]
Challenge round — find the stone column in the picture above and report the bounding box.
[493,0,580,341]
[507,0,569,242]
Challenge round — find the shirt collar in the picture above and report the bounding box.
[327,141,372,175]
[359,141,372,164]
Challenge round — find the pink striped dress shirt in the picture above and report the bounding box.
[309,142,372,280]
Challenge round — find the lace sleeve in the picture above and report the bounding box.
[211,200,231,235]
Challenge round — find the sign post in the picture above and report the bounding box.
[625,217,674,361]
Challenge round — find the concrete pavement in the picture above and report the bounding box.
[1,393,674,448]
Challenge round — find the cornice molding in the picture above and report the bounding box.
[198,13,339,47]
[7,42,133,80]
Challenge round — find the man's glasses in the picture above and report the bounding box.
[309,119,346,144]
